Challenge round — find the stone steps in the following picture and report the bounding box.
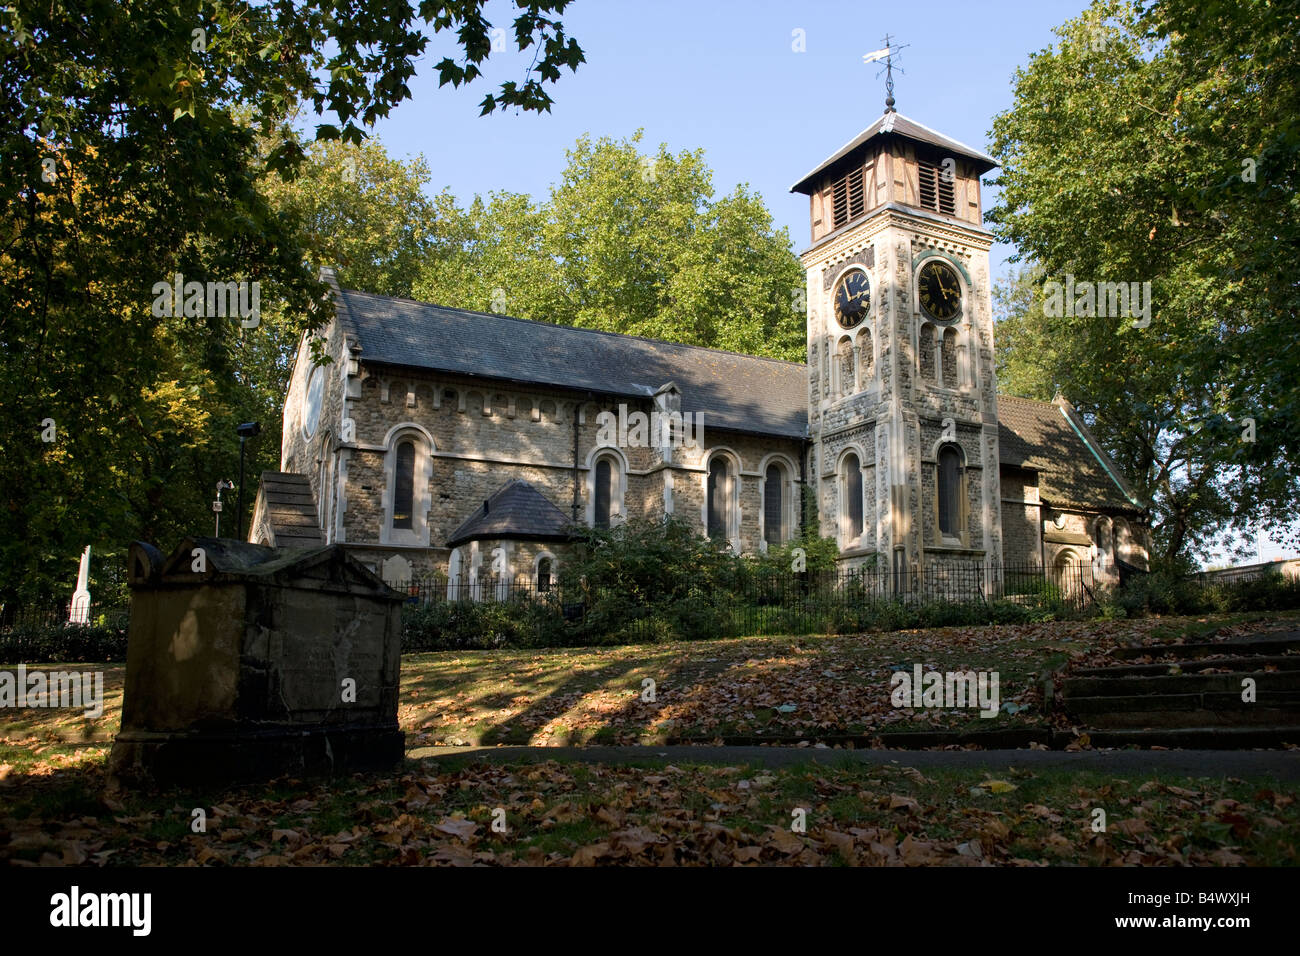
[1059,631,1300,742]
[1064,670,1300,697]
[1108,634,1300,660]
[1070,654,1300,679]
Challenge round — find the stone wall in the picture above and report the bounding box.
[1000,466,1042,566]
[279,334,805,577]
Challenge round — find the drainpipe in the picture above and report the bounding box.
[799,438,809,538]
[1039,486,1047,571]
[571,394,589,524]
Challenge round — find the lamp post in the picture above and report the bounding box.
[235,422,261,541]
[213,479,234,537]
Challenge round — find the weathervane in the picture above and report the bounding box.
[862,35,909,114]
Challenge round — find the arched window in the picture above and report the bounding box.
[383,426,432,546]
[536,555,554,592]
[843,453,864,543]
[763,463,785,546]
[594,459,612,528]
[858,329,874,385]
[707,456,734,541]
[1115,519,1133,565]
[447,548,463,601]
[937,446,962,539]
[1094,516,1115,565]
[941,327,958,387]
[317,454,330,533]
[838,338,854,395]
[919,324,936,383]
[587,450,626,528]
[392,440,415,530]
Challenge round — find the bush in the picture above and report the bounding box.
[0,618,130,663]
[1207,570,1300,613]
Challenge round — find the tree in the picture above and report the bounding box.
[414,131,806,361]
[985,0,1299,562]
[0,1,585,601]
[259,134,468,300]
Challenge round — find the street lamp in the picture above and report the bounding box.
[213,479,234,537]
[235,422,261,540]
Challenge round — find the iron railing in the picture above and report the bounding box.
[388,559,1118,643]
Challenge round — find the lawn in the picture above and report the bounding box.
[397,611,1300,746]
[1,611,1296,773]
[1,755,1295,866]
[2,610,1297,867]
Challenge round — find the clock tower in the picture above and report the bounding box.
[791,107,1004,585]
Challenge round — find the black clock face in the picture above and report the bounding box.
[918,260,962,321]
[834,270,870,329]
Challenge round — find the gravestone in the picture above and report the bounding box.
[108,537,405,788]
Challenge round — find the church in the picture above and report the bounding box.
[252,108,1150,594]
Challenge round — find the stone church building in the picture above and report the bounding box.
[252,109,1149,593]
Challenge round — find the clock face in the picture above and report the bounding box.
[833,269,870,329]
[918,260,962,321]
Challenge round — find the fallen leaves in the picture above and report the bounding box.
[431,817,477,841]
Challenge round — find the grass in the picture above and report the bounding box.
[1,750,1295,866]
[2,610,1296,775]
[2,608,1297,866]
[398,610,1300,746]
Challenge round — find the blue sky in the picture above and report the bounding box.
[365,0,1092,282]
[355,0,1296,564]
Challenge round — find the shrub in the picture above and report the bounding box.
[1209,570,1300,613]
[0,618,130,663]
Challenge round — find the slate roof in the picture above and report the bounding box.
[318,276,1144,518]
[327,276,808,440]
[253,472,323,548]
[790,111,999,195]
[129,536,398,598]
[447,480,577,547]
[996,395,1145,515]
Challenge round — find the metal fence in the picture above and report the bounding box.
[0,599,130,630]
[388,559,1118,642]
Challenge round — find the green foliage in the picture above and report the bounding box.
[752,535,842,577]
[397,521,1085,651]
[412,131,806,361]
[260,136,456,300]
[0,1,584,602]
[562,516,745,597]
[0,618,129,664]
[986,0,1300,561]
[1114,568,1300,617]
[401,596,570,651]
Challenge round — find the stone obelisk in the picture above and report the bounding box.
[69,545,91,624]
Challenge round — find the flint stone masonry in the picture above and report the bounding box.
[107,537,404,788]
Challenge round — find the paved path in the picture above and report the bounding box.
[409,745,1300,780]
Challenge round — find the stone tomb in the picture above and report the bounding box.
[108,537,404,787]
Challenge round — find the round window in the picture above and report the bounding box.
[302,366,324,439]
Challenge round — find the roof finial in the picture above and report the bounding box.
[863,35,909,114]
